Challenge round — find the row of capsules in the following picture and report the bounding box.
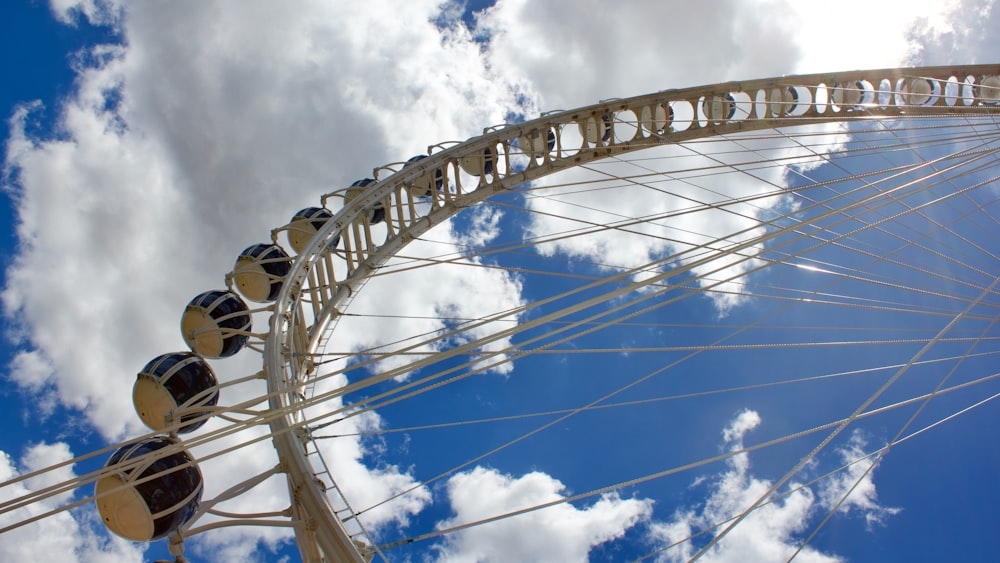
[92,179,379,543]
[93,142,518,545]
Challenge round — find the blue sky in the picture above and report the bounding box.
[1,1,999,562]
[0,1,116,481]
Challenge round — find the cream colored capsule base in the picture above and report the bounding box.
[95,474,154,542]
[132,376,176,431]
[233,259,272,302]
[181,309,224,358]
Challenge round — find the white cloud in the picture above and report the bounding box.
[302,376,432,532]
[519,126,848,315]
[8,349,55,393]
[182,421,299,563]
[648,410,898,563]
[721,409,761,453]
[476,0,803,111]
[318,216,525,379]
[433,466,653,562]
[49,0,120,26]
[905,0,1000,65]
[782,0,957,74]
[817,431,901,530]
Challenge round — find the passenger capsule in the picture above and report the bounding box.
[95,436,203,542]
[133,352,219,433]
[581,113,612,144]
[233,243,291,302]
[980,75,1000,105]
[459,146,497,176]
[287,207,337,254]
[181,290,251,358]
[517,128,556,158]
[704,93,736,122]
[404,155,444,197]
[832,81,865,110]
[345,178,386,224]
[769,86,800,116]
[639,105,671,136]
[906,78,937,106]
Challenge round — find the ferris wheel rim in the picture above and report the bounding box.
[259,64,1000,561]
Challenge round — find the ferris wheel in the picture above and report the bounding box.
[2,64,999,562]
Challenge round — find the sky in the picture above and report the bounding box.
[0,1,999,562]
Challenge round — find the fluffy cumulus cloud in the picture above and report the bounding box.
[517,131,849,314]
[476,0,803,110]
[49,0,119,25]
[648,410,837,563]
[817,432,900,530]
[0,443,145,562]
[433,466,653,562]
[302,377,433,532]
[647,411,897,563]
[475,0,986,109]
[4,0,530,440]
[319,213,525,379]
[905,0,999,65]
[781,0,959,74]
